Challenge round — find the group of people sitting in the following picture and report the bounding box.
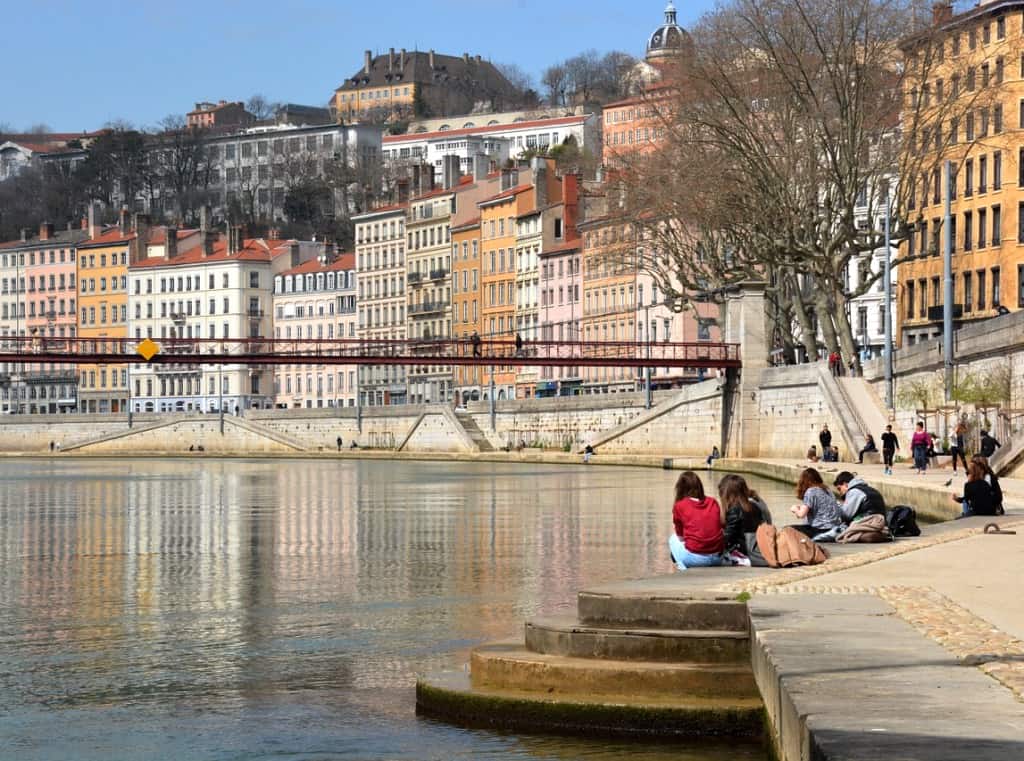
[668,458,1005,570]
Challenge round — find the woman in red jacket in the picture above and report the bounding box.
[669,470,725,570]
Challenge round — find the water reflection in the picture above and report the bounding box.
[0,459,782,760]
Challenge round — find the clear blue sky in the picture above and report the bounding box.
[4,0,713,132]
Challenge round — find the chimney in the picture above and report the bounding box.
[932,2,953,25]
[463,52,470,64]
[563,173,580,238]
[118,206,129,235]
[500,167,518,192]
[80,216,87,231]
[472,153,489,181]
[442,154,461,190]
[66,221,73,231]
[532,156,548,207]
[476,54,482,64]
[20,228,28,242]
[429,49,435,69]
[399,48,406,72]
[290,242,301,267]
[165,227,178,260]
[88,202,98,238]
[364,50,372,74]
[268,226,282,239]
[39,222,54,241]
[389,48,395,72]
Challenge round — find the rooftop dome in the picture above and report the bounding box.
[646,2,689,60]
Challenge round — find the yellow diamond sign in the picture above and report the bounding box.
[136,338,160,362]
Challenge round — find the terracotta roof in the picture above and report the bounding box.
[277,252,355,277]
[384,115,588,144]
[540,239,582,256]
[478,183,532,207]
[335,50,518,98]
[79,227,134,247]
[411,186,453,202]
[129,237,294,269]
[451,216,481,232]
[352,203,408,219]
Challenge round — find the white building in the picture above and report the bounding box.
[353,204,408,406]
[382,114,599,174]
[127,231,320,413]
[272,252,358,408]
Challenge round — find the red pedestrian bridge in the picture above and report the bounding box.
[0,336,741,369]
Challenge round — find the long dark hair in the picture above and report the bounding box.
[674,470,705,502]
[796,468,825,498]
[718,473,760,514]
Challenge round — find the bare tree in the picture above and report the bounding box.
[541,64,570,106]
[615,0,985,368]
[154,115,215,224]
[246,94,278,121]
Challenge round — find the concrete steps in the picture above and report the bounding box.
[525,616,750,663]
[455,411,493,452]
[416,575,764,738]
[471,642,757,697]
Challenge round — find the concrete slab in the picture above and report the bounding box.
[749,594,1024,761]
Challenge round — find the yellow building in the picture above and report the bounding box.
[898,1,1024,345]
[332,49,519,123]
[451,218,483,403]
[77,227,133,413]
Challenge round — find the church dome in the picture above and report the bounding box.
[646,2,690,60]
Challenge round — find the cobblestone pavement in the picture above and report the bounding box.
[722,524,1024,702]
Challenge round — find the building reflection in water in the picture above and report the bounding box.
[0,458,777,759]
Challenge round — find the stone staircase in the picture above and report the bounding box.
[837,377,892,444]
[991,434,1024,477]
[416,577,763,738]
[455,411,494,452]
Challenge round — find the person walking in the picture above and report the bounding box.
[950,422,968,472]
[668,471,724,570]
[828,351,840,378]
[881,424,899,475]
[470,330,482,357]
[979,429,1001,458]
[911,421,930,475]
[819,424,832,453]
[514,332,523,357]
[336,435,343,452]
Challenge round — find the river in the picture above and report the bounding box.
[0,458,795,760]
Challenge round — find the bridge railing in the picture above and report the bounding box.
[0,336,741,368]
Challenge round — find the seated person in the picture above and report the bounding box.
[833,471,886,522]
[806,445,820,463]
[953,461,999,517]
[972,455,1004,516]
[790,467,845,540]
[857,435,878,464]
[668,471,724,570]
[706,445,721,467]
[720,474,772,565]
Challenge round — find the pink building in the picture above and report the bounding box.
[537,239,583,396]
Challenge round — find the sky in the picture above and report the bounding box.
[3,0,715,133]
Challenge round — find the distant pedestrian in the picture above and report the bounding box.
[881,424,899,475]
[979,430,1001,458]
[49,440,55,452]
[336,435,343,452]
[705,445,720,468]
[806,445,819,462]
[857,434,877,464]
[950,422,968,472]
[828,351,841,377]
[514,332,523,356]
[819,425,832,452]
[911,421,930,475]
[470,330,481,357]
[583,444,595,463]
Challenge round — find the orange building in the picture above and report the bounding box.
[451,217,483,402]
[478,171,534,400]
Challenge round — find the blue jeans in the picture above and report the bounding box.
[912,445,928,471]
[669,533,722,571]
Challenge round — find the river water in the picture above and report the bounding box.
[0,458,795,761]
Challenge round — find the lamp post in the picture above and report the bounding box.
[883,193,894,410]
[643,303,652,410]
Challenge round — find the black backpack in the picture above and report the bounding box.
[886,506,921,537]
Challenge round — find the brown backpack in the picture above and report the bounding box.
[756,524,829,568]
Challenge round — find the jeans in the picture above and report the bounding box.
[669,533,722,571]
[883,448,895,468]
[912,445,928,471]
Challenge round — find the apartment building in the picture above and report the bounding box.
[537,238,584,397]
[272,252,358,408]
[0,223,85,413]
[353,205,408,406]
[897,0,1022,344]
[127,231,319,413]
[451,217,483,403]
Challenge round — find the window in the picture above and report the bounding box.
[964,271,973,310]
[964,211,973,250]
[998,15,1006,38]
[964,159,973,196]
[992,266,1001,306]
[1018,201,1024,243]
[906,280,915,318]
[994,151,1002,188]
[993,204,1001,244]
[1019,264,1024,307]
[978,269,987,310]
[979,208,987,247]
[249,271,259,288]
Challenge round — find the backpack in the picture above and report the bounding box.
[837,514,893,543]
[756,524,829,568]
[886,505,921,537]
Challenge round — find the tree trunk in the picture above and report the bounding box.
[785,272,819,361]
[813,287,840,357]
[830,285,860,376]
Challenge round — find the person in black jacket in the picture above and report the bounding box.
[719,473,773,565]
[972,455,1004,515]
[819,425,832,452]
[953,461,998,517]
[979,430,1001,458]
[880,425,899,475]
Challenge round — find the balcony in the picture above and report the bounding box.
[44,310,57,322]
[169,312,188,324]
[408,301,446,315]
[23,371,78,384]
[429,268,449,281]
[248,308,265,318]
[407,271,423,286]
